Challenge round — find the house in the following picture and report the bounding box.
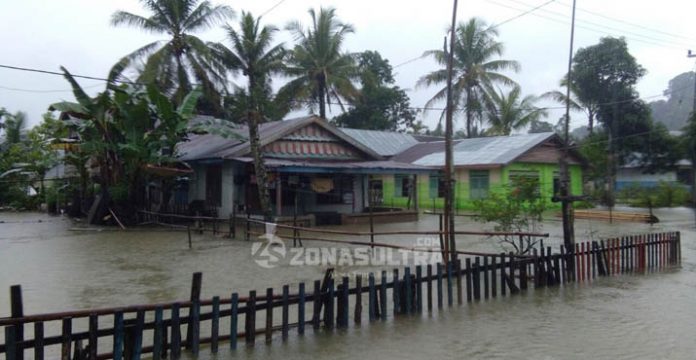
[177,116,433,225]
[384,132,586,210]
[178,116,587,224]
[615,158,692,191]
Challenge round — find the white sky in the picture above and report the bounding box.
[1,0,695,132]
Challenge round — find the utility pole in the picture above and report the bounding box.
[444,0,459,264]
[558,0,577,252]
[688,50,696,209]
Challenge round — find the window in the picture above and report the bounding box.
[509,169,540,199]
[316,176,354,205]
[205,164,222,206]
[369,179,383,206]
[394,174,412,198]
[429,174,446,198]
[469,170,490,200]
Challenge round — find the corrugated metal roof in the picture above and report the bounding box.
[410,132,556,167]
[338,128,419,157]
[232,157,433,172]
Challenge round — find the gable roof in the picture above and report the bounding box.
[178,116,383,161]
[395,132,573,167]
[338,128,419,157]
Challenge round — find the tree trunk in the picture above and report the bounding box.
[247,76,272,220]
[465,87,473,138]
[588,109,595,135]
[318,75,327,119]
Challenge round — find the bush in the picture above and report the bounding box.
[622,181,690,207]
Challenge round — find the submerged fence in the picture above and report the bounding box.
[0,231,681,360]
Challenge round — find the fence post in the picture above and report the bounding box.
[10,285,23,360]
[354,275,363,324]
[230,293,238,350]
[265,288,274,343]
[246,290,256,345]
[298,283,306,335]
[380,271,388,320]
[185,272,202,350]
[61,318,72,360]
[5,325,17,360]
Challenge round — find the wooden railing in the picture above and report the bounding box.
[0,231,680,360]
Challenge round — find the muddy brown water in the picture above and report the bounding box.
[1,208,695,359]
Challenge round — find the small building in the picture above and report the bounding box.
[385,132,586,210]
[615,159,692,191]
[177,116,432,225]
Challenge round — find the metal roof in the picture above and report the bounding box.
[178,116,383,161]
[232,157,433,173]
[409,132,556,167]
[338,128,419,157]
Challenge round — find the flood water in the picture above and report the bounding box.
[1,208,695,359]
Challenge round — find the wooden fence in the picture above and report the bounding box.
[0,231,681,360]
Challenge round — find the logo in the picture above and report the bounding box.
[251,233,286,269]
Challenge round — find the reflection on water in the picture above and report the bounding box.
[1,207,695,359]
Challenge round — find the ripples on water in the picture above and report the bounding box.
[1,208,696,359]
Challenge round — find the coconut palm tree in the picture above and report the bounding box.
[211,11,286,219]
[109,0,234,109]
[280,7,358,119]
[418,18,519,138]
[542,84,598,135]
[483,85,547,136]
[4,111,27,144]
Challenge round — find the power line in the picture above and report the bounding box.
[498,0,693,48]
[485,0,687,50]
[555,0,696,43]
[260,0,288,17]
[393,0,557,69]
[0,83,103,94]
[0,64,135,84]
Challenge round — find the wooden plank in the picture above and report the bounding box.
[426,264,433,311]
[211,297,220,352]
[354,275,363,324]
[113,312,124,360]
[519,257,528,290]
[171,304,182,358]
[245,291,256,345]
[10,285,23,360]
[446,262,454,306]
[88,314,98,359]
[393,269,401,315]
[34,321,44,360]
[473,257,481,300]
[265,288,274,343]
[185,272,202,350]
[324,279,334,329]
[499,254,506,297]
[312,280,321,329]
[5,325,16,360]
[61,318,71,360]
[133,310,144,360]
[404,267,412,313]
[483,256,490,299]
[368,273,376,321]
[153,307,163,359]
[339,277,349,328]
[455,260,463,305]
[436,264,443,309]
[380,271,387,320]
[297,284,305,335]
[282,285,289,339]
[230,293,239,350]
[415,265,423,312]
[466,258,473,302]
[491,256,497,298]
[189,300,200,354]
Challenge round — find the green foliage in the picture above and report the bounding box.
[109,0,234,115]
[50,68,201,207]
[418,17,519,138]
[333,51,418,132]
[280,7,358,119]
[473,177,546,254]
[618,182,691,207]
[483,85,546,136]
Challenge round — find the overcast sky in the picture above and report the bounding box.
[1,0,695,132]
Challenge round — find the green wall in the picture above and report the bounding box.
[381,162,583,211]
